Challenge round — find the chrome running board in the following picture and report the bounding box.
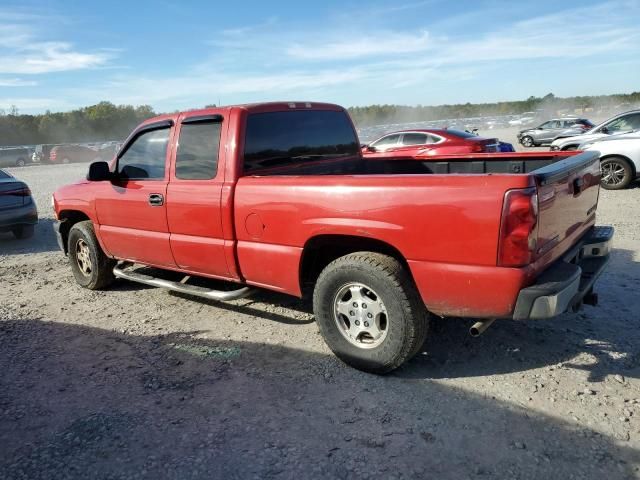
[113,264,253,301]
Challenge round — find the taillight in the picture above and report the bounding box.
[471,142,484,152]
[497,188,538,267]
[0,186,31,196]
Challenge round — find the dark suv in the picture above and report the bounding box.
[49,145,100,164]
[518,118,594,147]
[0,147,32,167]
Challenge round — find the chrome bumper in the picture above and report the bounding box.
[512,226,613,320]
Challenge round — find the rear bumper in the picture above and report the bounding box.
[512,225,613,320]
[0,202,38,232]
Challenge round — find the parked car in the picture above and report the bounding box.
[53,101,612,373]
[550,109,640,151]
[362,129,500,158]
[0,147,32,167]
[579,134,640,190]
[32,144,57,164]
[518,118,594,147]
[49,144,100,164]
[508,112,538,127]
[0,169,38,239]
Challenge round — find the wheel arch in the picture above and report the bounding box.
[58,210,91,254]
[299,234,412,297]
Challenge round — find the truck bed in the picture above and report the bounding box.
[237,150,601,317]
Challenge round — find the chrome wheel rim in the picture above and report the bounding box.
[522,137,533,147]
[75,239,92,275]
[333,283,389,349]
[602,162,626,186]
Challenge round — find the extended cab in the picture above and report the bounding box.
[53,102,613,373]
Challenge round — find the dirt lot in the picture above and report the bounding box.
[1,157,640,479]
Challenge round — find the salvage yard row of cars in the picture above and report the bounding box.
[0,141,121,168]
[517,109,640,189]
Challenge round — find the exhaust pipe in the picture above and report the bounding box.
[469,319,496,337]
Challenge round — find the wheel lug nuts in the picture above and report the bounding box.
[352,302,358,307]
[355,320,360,326]
[362,304,367,309]
[349,311,355,316]
[364,321,370,327]
[367,313,372,318]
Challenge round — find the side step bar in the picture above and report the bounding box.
[113,264,253,301]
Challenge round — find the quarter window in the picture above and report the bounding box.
[118,128,169,180]
[175,122,222,180]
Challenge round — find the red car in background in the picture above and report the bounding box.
[362,129,500,157]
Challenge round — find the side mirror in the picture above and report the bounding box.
[367,145,376,152]
[87,161,111,181]
[600,126,609,134]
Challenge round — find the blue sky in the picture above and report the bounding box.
[0,0,639,114]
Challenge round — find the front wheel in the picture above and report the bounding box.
[521,136,534,148]
[601,156,634,190]
[313,252,429,374]
[15,158,26,167]
[68,221,115,289]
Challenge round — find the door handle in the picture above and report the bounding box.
[148,193,164,206]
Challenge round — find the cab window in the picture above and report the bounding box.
[175,122,222,180]
[118,128,169,180]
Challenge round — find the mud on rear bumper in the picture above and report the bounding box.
[512,226,613,320]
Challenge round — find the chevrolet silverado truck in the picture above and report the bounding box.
[53,102,613,373]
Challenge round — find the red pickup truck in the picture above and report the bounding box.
[53,102,613,373]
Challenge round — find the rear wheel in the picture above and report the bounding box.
[600,156,633,190]
[521,136,534,148]
[15,158,26,167]
[313,252,429,374]
[68,221,115,289]
[12,225,34,239]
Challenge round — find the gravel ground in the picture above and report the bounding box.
[1,150,640,479]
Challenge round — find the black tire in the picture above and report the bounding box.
[12,224,34,239]
[313,252,429,374]
[600,156,634,190]
[15,158,26,167]
[521,136,535,148]
[68,220,115,289]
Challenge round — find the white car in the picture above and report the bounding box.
[581,134,640,190]
[550,109,640,151]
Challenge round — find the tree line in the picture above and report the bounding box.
[0,102,156,147]
[1,92,640,146]
[347,92,640,126]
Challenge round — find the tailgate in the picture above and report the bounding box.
[533,151,601,267]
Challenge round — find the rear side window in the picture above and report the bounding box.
[243,110,359,174]
[401,133,428,145]
[118,128,169,180]
[176,122,222,180]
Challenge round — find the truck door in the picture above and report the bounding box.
[95,120,176,267]
[165,114,230,279]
